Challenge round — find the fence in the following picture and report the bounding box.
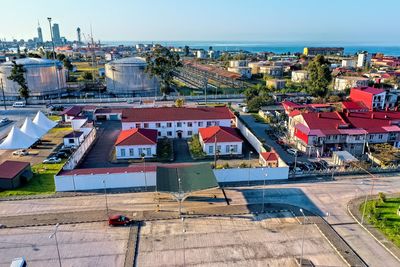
[235,116,266,154]
[62,128,97,170]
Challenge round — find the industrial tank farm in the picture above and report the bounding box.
[0,58,66,99]
[105,57,159,97]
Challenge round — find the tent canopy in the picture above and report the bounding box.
[0,126,37,150]
[33,111,57,131]
[20,118,47,139]
[156,164,219,194]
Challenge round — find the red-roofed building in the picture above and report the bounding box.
[115,128,158,159]
[341,101,369,113]
[0,161,32,189]
[259,151,279,167]
[349,87,386,110]
[198,126,243,155]
[122,106,233,139]
[61,105,83,122]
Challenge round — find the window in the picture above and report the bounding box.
[231,145,238,153]
[369,135,374,140]
[209,145,214,154]
[207,121,212,126]
[158,132,161,137]
[138,148,143,155]
[226,145,230,153]
[135,123,141,128]
[177,122,182,127]
[215,121,219,126]
[167,122,172,128]
[378,134,383,139]
[68,138,75,144]
[167,131,172,136]
[146,148,151,156]
[355,135,360,140]
[217,145,221,152]
[187,122,193,127]
[129,148,134,157]
[144,123,149,128]
[121,149,126,157]
[156,123,161,128]
[198,122,203,127]
[187,131,192,136]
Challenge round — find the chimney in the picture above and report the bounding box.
[371,113,375,119]
[318,113,321,118]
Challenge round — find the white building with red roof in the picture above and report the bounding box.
[121,106,233,139]
[198,126,243,156]
[349,87,386,110]
[114,128,158,159]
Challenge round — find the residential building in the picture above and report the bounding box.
[341,58,356,68]
[198,126,243,156]
[63,131,84,148]
[61,106,83,122]
[121,107,233,139]
[334,76,369,91]
[229,60,248,68]
[349,87,386,110]
[0,161,32,189]
[259,152,279,167]
[341,101,369,113]
[291,70,309,82]
[259,66,283,77]
[227,66,252,79]
[303,47,344,56]
[248,62,266,74]
[114,128,158,159]
[266,79,286,89]
[357,51,372,68]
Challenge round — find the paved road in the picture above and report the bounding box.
[173,138,192,162]
[1,174,400,266]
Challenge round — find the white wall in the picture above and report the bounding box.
[115,144,156,159]
[122,119,231,138]
[55,167,289,192]
[202,141,243,156]
[63,128,97,170]
[72,118,88,130]
[235,117,265,154]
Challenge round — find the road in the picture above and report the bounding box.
[0,174,400,266]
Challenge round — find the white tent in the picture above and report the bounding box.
[20,118,47,139]
[32,111,57,131]
[0,126,37,150]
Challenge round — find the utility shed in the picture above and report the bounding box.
[0,161,33,189]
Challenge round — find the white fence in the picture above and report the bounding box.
[235,117,266,154]
[54,167,288,192]
[62,128,97,170]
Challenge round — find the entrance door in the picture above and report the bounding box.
[177,131,182,138]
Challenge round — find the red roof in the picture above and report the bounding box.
[341,101,368,111]
[199,126,242,143]
[282,100,306,111]
[61,106,83,116]
[122,107,233,122]
[352,87,385,95]
[95,108,123,114]
[115,128,158,146]
[301,112,348,134]
[0,161,30,179]
[260,152,278,162]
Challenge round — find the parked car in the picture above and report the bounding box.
[12,149,29,156]
[108,214,131,226]
[50,105,64,111]
[12,101,26,108]
[302,162,315,171]
[59,148,73,154]
[0,117,10,125]
[55,152,69,159]
[276,139,285,145]
[43,157,61,164]
[286,148,298,155]
[10,257,27,267]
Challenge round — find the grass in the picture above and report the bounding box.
[188,134,206,159]
[48,115,61,122]
[0,162,64,197]
[251,113,268,124]
[360,195,400,247]
[73,61,104,72]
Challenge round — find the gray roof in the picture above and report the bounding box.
[107,57,147,66]
[1,57,61,67]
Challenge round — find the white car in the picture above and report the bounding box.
[12,149,29,156]
[12,101,26,108]
[286,148,299,155]
[43,157,61,164]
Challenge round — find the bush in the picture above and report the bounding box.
[189,134,206,158]
[379,192,386,203]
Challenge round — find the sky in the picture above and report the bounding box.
[1,0,400,44]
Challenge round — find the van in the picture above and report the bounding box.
[12,101,25,108]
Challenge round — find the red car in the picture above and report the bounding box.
[108,214,131,226]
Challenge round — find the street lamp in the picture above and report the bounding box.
[248,151,253,186]
[102,179,109,216]
[49,223,62,267]
[299,208,307,267]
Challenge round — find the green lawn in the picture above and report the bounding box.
[360,196,400,247]
[0,162,64,197]
[48,115,61,122]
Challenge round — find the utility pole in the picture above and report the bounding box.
[102,179,109,216]
[213,135,218,167]
[0,78,6,110]
[47,17,61,101]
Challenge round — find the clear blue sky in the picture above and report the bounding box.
[1,0,399,44]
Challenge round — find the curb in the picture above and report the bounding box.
[347,200,400,263]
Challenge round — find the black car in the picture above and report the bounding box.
[59,148,74,154]
[55,152,69,159]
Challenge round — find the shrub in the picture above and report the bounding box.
[189,134,206,158]
[379,192,386,203]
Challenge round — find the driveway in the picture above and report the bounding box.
[79,120,125,168]
[173,138,193,162]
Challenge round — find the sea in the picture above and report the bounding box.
[103,41,400,56]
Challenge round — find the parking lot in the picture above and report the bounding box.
[0,222,130,267]
[136,213,346,267]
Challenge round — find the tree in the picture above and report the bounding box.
[27,52,41,58]
[175,98,184,107]
[307,55,332,97]
[7,61,29,102]
[57,54,66,61]
[184,45,190,56]
[145,46,182,97]
[327,94,342,103]
[63,58,73,71]
[247,95,273,112]
[79,71,93,81]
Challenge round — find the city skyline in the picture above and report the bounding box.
[1,0,400,44]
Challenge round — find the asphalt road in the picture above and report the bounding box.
[1,174,400,266]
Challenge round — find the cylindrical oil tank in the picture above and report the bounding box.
[105,57,159,97]
[0,58,66,99]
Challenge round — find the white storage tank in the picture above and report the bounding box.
[105,57,159,97]
[0,58,66,99]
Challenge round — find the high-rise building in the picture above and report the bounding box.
[37,22,43,43]
[77,27,81,43]
[52,23,61,44]
[357,51,372,68]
